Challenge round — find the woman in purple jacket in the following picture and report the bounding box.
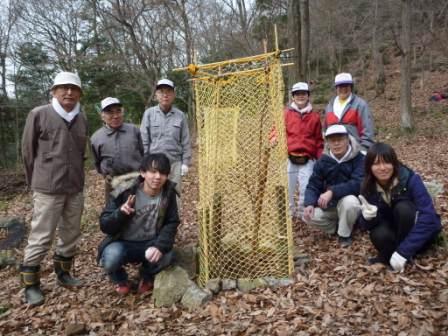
[358,143,441,272]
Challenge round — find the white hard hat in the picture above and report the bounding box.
[325,124,348,137]
[291,82,310,93]
[101,97,122,111]
[334,73,353,86]
[51,71,82,90]
[156,78,175,89]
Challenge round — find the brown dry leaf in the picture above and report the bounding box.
[360,282,375,296]
[399,276,425,287]
[414,261,434,271]
[208,303,220,321]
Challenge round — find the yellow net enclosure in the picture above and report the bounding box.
[180,51,294,286]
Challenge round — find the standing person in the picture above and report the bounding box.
[284,82,324,219]
[358,143,441,272]
[303,125,364,247]
[324,72,375,151]
[20,71,88,306]
[98,153,180,295]
[140,79,191,197]
[91,97,144,203]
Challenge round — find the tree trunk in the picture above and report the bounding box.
[372,0,385,96]
[287,0,302,88]
[301,0,310,81]
[400,0,413,131]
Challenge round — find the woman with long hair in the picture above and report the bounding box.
[359,143,441,272]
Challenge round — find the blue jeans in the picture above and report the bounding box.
[100,240,173,284]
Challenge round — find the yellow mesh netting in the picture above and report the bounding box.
[179,52,294,286]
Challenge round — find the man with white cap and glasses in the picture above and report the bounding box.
[140,79,191,199]
[20,71,88,305]
[284,82,323,219]
[324,73,375,151]
[303,124,364,247]
[91,97,144,203]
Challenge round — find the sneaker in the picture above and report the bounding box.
[115,282,130,295]
[137,279,154,294]
[338,236,353,248]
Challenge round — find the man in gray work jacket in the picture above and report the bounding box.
[20,71,88,306]
[91,97,144,203]
[140,79,191,198]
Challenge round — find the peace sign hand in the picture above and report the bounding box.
[120,195,136,215]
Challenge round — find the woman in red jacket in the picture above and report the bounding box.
[284,82,324,219]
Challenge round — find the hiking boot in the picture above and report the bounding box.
[338,236,353,248]
[53,255,82,287]
[20,265,44,306]
[137,279,154,294]
[115,282,131,295]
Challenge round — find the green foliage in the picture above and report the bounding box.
[12,42,55,105]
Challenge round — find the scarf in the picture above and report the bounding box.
[291,102,313,114]
[376,178,399,206]
[52,97,80,123]
[330,144,352,163]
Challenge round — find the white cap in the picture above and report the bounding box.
[334,73,353,86]
[291,82,310,93]
[325,124,348,137]
[101,97,122,111]
[156,79,175,89]
[51,71,82,90]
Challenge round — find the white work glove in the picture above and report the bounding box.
[181,164,189,176]
[145,246,162,263]
[358,195,378,220]
[389,251,407,272]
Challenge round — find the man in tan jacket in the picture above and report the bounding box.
[20,71,88,306]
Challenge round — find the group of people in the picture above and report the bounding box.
[285,73,442,271]
[20,72,190,305]
[18,70,442,307]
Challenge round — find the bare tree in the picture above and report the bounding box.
[15,0,87,70]
[399,0,413,130]
[0,0,20,97]
[372,0,385,96]
[301,0,310,81]
[287,0,302,87]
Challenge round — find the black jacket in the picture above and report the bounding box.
[97,177,179,263]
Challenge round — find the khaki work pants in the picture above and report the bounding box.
[304,195,360,238]
[23,192,84,266]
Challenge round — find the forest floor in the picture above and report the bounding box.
[0,65,448,335]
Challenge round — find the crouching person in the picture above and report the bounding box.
[358,143,442,272]
[97,153,180,295]
[303,125,364,247]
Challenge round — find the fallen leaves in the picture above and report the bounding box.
[0,91,448,335]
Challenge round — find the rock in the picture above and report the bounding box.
[152,266,191,307]
[0,217,26,251]
[294,253,311,267]
[221,279,237,291]
[237,278,268,292]
[205,278,221,294]
[424,181,444,198]
[65,323,86,336]
[0,217,24,268]
[173,245,197,279]
[263,277,294,288]
[181,283,213,309]
[0,250,16,268]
